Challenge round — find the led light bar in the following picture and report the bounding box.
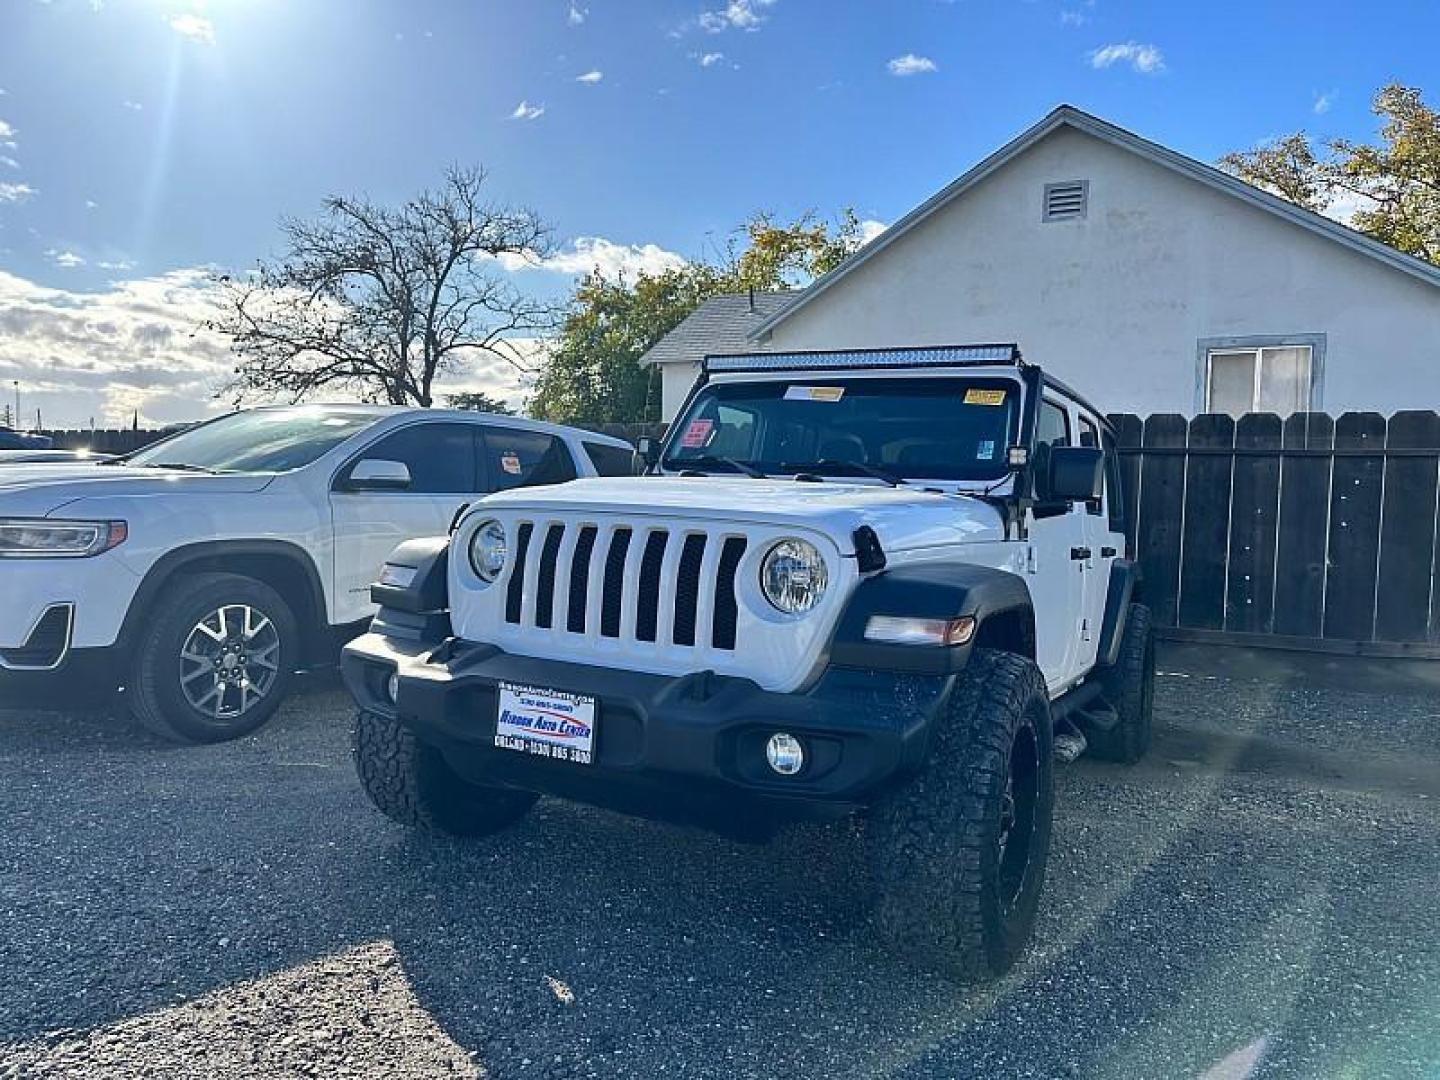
[704,343,1020,373]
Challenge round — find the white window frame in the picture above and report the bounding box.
[1194,333,1325,415]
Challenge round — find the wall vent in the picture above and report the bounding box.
[1043,180,1088,222]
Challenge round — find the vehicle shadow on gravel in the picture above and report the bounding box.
[3,678,1439,1078]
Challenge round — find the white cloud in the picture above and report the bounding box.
[45,249,86,268]
[122,100,143,112]
[575,70,603,84]
[567,2,587,26]
[0,156,17,170]
[1088,41,1165,74]
[1321,189,1374,227]
[699,0,776,33]
[1313,89,1336,115]
[887,54,938,77]
[0,119,15,146]
[857,219,887,245]
[696,51,725,67]
[0,182,36,203]
[85,199,99,210]
[510,100,546,121]
[497,237,687,279]
[1059,8,1089,26]
[168,13,216,45]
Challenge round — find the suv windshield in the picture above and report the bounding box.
[663,377,1021,481]
[124,407,381,474]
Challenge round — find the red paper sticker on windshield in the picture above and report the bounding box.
[681,419,714,448]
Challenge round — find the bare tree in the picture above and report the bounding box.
[212,166,554,407]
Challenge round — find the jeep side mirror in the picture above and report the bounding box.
[1041,446,1104,502]
[347,458,412,492]
[636,435,660,471]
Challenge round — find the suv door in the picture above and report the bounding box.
[1026,397,1089,691]
[329,422,488,624]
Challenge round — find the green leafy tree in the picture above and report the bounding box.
[1221,84,1440,265]
[530,210,869,424]
[446,390,516,415]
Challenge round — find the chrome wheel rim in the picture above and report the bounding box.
[178,604,281,721]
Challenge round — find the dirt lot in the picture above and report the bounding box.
[3,655,1440,1079]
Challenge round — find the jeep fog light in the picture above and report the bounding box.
[766,733,805,776]
[385,670,401,705]
[760,539,828,614]
[864,615,976,646]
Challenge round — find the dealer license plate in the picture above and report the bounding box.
[494,682,596,765]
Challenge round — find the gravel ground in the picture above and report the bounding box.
[2,662,1439,1079]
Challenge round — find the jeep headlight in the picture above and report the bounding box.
[0,518,127,558]
[760,538,828,615]
[467,519,508,583]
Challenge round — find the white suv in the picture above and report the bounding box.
[0,405,633,743]
[344,344,1155,981]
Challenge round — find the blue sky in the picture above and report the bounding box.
[0,0,1437,426]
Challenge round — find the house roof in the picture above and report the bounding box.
[640,291,793,366]
[750,104,1440,340]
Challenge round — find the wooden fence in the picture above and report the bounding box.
[1108,411,1440,658]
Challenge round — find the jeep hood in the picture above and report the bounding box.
[0,464,274,516]
[480,476,1005,552]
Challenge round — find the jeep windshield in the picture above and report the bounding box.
[121,407,381,474]
[662,377,1021,482]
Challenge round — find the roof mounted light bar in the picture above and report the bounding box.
[703,343,1022,373]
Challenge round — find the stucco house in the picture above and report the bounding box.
[642,105,1440,421]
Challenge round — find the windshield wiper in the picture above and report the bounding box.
[674,455,767,479]
[783,459,907,487]
[143,462,221,474]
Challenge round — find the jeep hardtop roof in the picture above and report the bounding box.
[701,343,1113,433]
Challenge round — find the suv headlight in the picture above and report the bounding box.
[0,519,127,558]
[467,519,508,583]
[760,538,828,615]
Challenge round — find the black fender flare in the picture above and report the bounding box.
[829,562,1034,675]
[120,539,331,662]
[369,536,453,642]
[1096,558,1137,668]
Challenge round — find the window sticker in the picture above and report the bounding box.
[977,439,997,460]
[680,419,714,448]
[500,452,523,475]
[963,388,1007,406]
[783,385,845,403]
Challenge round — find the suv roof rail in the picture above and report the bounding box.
[703,343,1023,374]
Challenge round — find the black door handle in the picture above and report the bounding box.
[1100,546,1117,558]
[1070,546,1091,561]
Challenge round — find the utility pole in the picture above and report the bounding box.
[11,381,17,430]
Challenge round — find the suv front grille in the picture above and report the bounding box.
[503,522,748,652]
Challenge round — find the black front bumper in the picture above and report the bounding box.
[0,647,125,709]
[342,632,956,830]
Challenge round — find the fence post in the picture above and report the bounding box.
[1137,414,1187,627]
[1323,412,1387,641]
[1178,413,1234,630]
[1224,413,1283,634]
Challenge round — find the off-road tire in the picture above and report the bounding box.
[1088,602,1155,764]
[129,572,297,744]
[353,709,538,837]
[865,649,1055,982]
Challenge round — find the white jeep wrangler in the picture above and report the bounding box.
[343,344,1155,980]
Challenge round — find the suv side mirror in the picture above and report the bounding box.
[347,458,412,491]
[635,435,660,470]
[1041,446,1103,502]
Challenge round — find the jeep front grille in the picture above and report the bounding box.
[502,522,748,652]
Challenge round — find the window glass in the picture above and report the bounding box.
[1208,351,1257,416]
[1102,429,1127,537]
[1036,399,1071,451]
[348,423,479,493]
[662,378,1021,482]
[483,429,577,491]
[1257,346,1312,414]
[1078,415,1103,515]
[126,407,379,474]
[583,440,636,477]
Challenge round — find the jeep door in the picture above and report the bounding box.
[1074,412,1122,673]
[1027,397,1089,690]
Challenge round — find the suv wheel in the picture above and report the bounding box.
[865,649,1054,982]
[1087,602,1155,764]
[353,709,538,837]
[129,572,297,744]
